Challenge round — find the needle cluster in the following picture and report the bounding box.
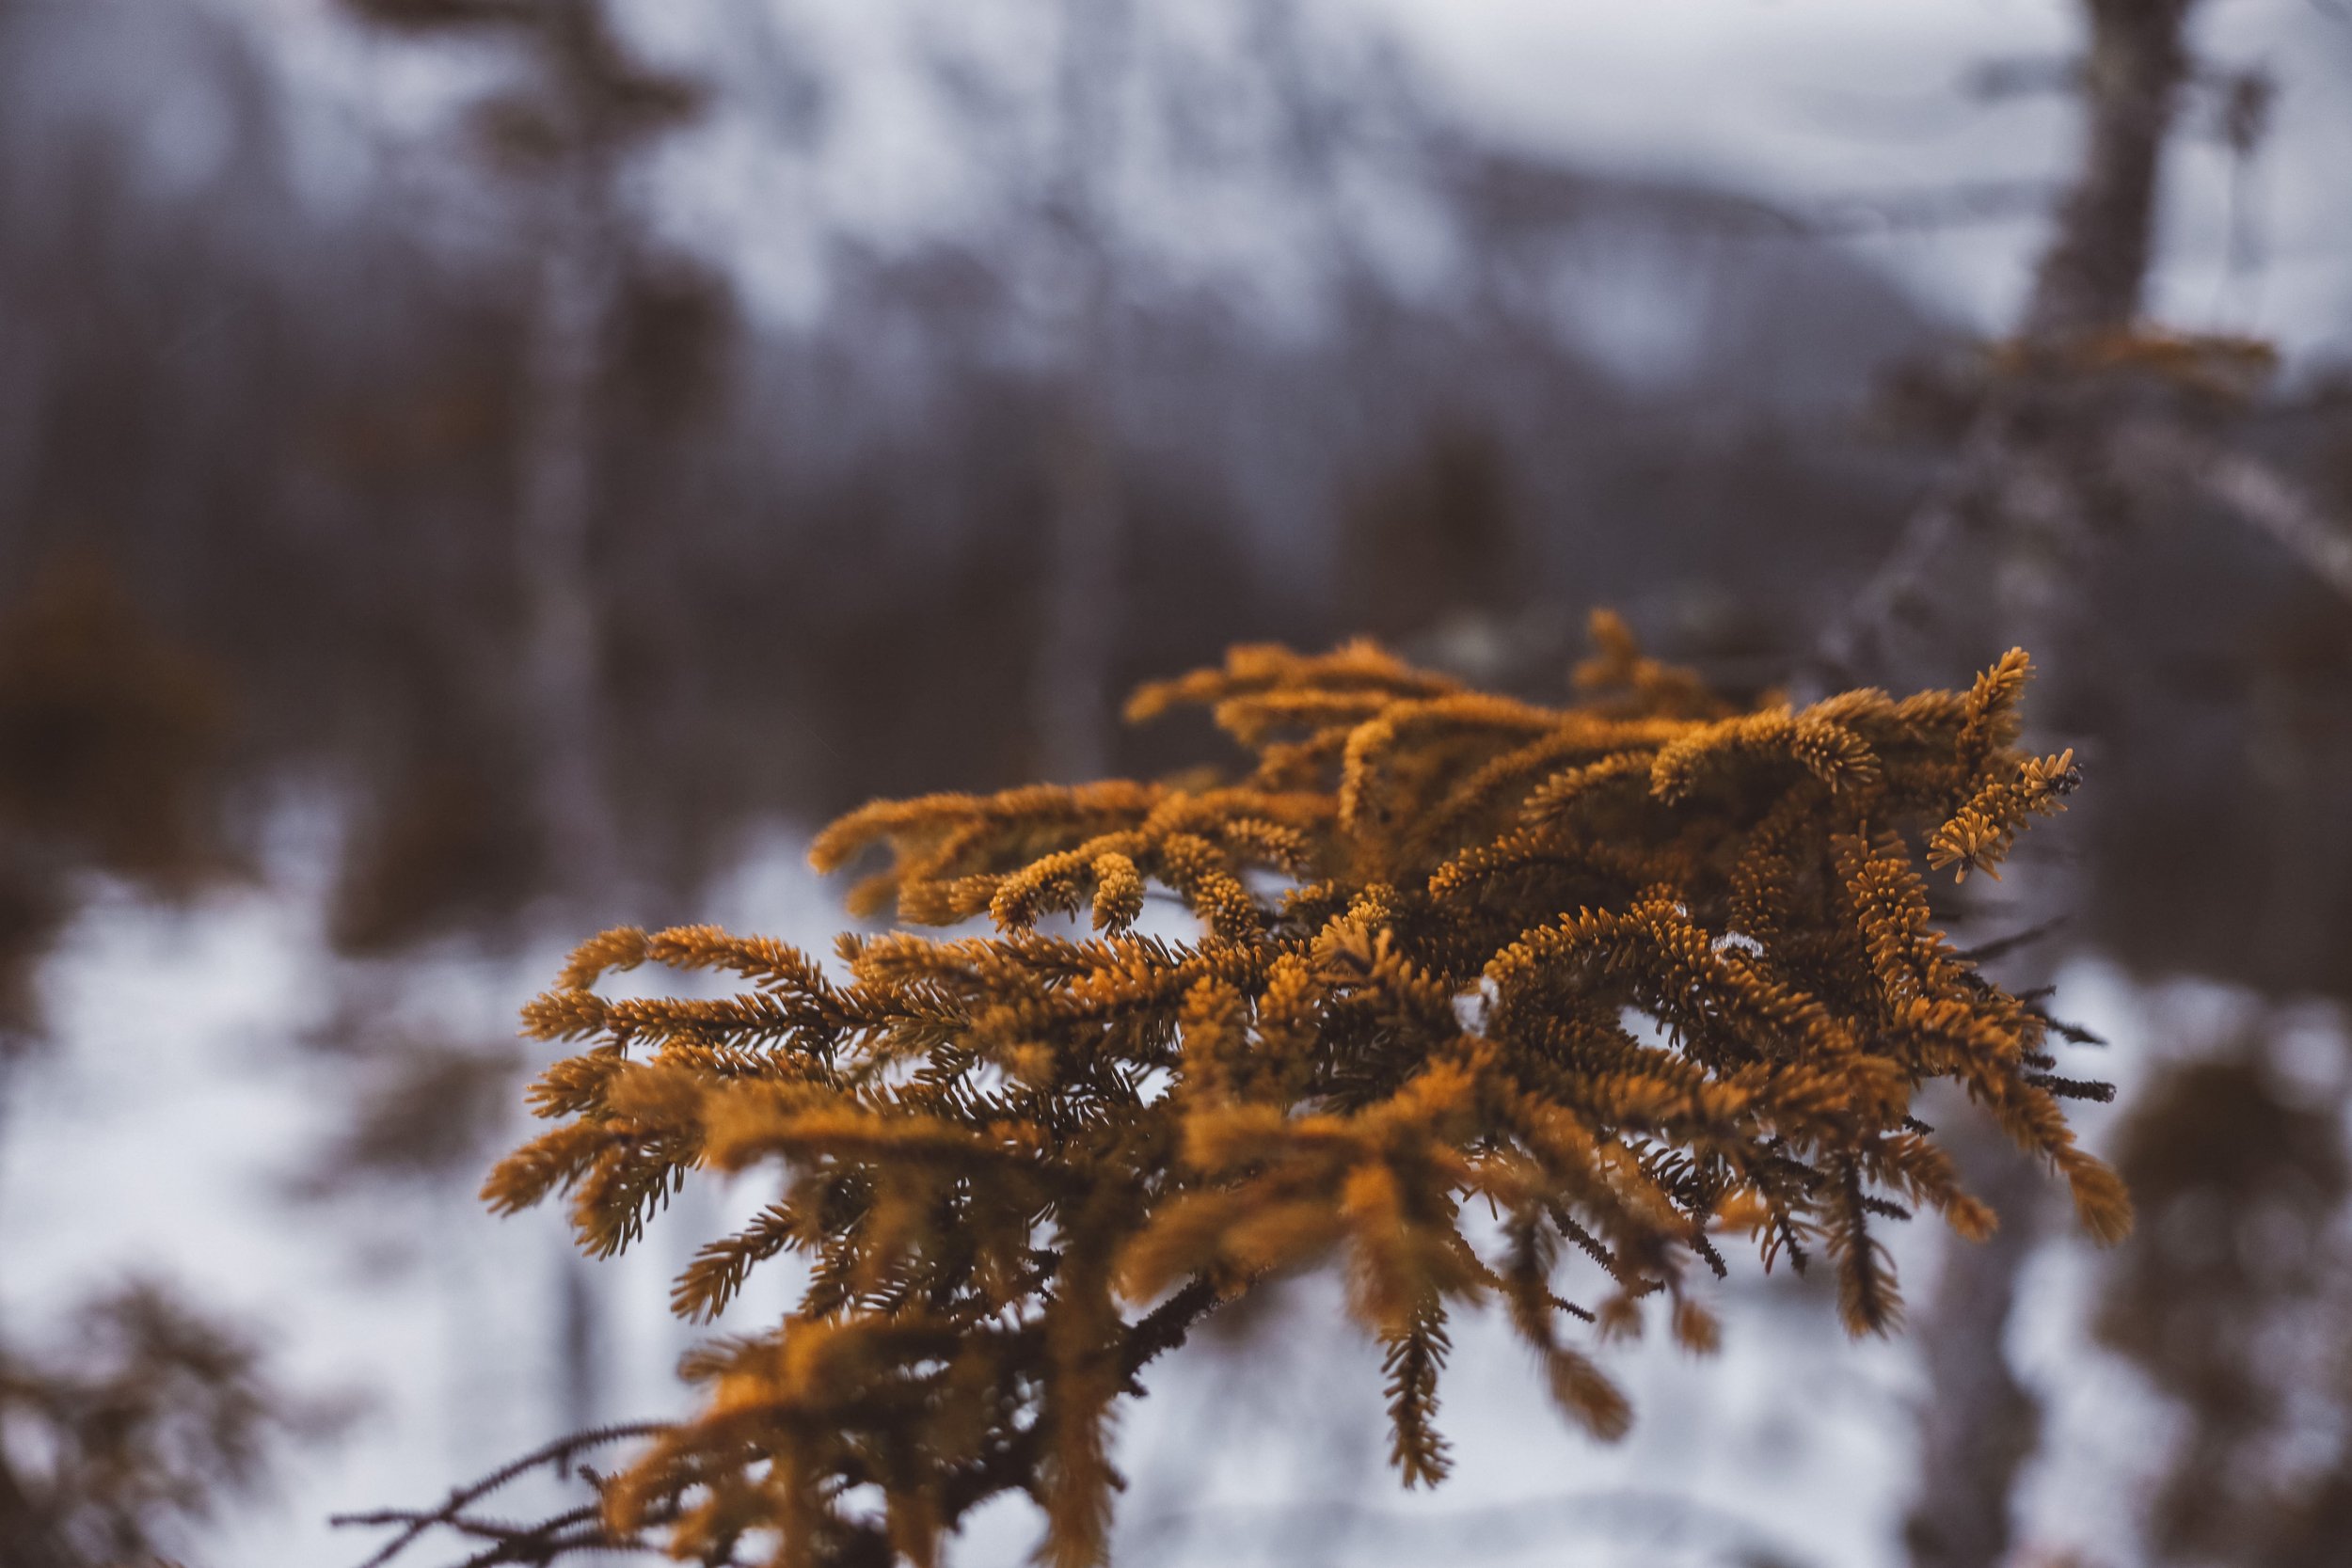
[485,619,2126,1568]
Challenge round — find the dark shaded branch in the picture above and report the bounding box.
[1953,915,2071,966]
[335,1286,1226,1567]
[2110,420,2352,602]
[333,1420,671,1568]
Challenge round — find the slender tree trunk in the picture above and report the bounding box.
[518,167,621,896]
[516,55,622,1446]
[1820,0,2205,693]
[2023,0,2199,341]
[525,209,615,1445]
[1036,387,1120,784]
[1902,1113,2049,1568]
[1901,8,2204,1564]
[1032,0,1130,784]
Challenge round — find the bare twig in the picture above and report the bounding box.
[333,1284,1227,1567]
[1806,404,2017,698]
[1953,914,2072,966]
[332,1420,670,1568]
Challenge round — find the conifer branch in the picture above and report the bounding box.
[386,625,2124,1566]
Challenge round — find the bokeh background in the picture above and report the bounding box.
[5,1,2352,1565]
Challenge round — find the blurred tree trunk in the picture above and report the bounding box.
[1032,0,1130,784]
[1903,1127,2051,1568]
[519,165,621,898]
[341,0,675,1453]
[0,1448,72,1568]
[2024,0,2197,342]
[520,52,619,1457]
[1901,5,2203,1566]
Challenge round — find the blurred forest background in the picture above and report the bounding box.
[5,1,2352,1565]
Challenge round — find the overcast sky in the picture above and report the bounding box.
[1359,0,2352,352]
[218,0,2352,359]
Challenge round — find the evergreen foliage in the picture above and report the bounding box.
[0,1282,326,1566]
[480,619,2127,1568]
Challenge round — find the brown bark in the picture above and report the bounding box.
[1031,0,1131,784]
[1819,0,2209,693]
[506,0,682,1458]
[516,5,627,896]
[0,1442,75,1568]
[1901,1141,2046,1568]
[1899,7,2206,1565]
[2023,0,2200,341]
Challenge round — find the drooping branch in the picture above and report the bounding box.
[2110,420,2352,600]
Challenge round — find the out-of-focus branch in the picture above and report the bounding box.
[2111,420,2352,602]
[1809,404,2014,694]
[0,1283,327,1568]
[1805,179,2057,238]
